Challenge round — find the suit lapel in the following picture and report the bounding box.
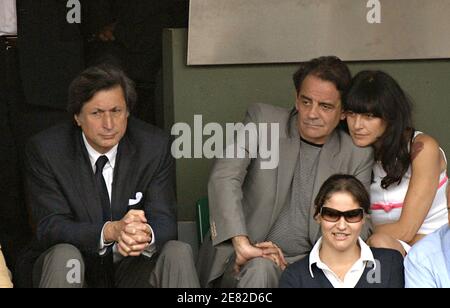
[270,117,299,226]
[111,134,138,221]
[309,131,341,242]
[70,129,103,223]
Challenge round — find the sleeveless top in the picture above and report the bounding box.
[370,131,449,235]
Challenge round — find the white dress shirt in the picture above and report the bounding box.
[0,0,17,36]
[82,134,156,261]
[309,237,376,288]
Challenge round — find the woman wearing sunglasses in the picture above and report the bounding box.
[279,174,404,288]
[345,71,448,256]
[0,245,13,288]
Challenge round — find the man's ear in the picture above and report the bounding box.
[295,92,300,111]
[340,110,346,120]
[74,114,81,127]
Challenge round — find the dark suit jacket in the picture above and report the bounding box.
[23,118,177,285]
[279,248,405,288]
[16,0,86,109]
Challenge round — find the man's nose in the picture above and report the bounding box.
[102,112,114,130]
[307,103,319,119]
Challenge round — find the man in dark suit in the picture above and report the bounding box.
[1,0,87,269]
[26,65,199,288]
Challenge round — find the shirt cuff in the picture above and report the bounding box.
[99,221,115,256]
[142,224,156,258]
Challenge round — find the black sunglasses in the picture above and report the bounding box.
[320,207,365,223]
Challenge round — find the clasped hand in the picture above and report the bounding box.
[105,210,152,257]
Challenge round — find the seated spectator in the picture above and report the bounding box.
[404,206,450,288]
[345,71,448,256]
[26,65,199,288]
[279,174,404,288]
[0,245,13,288]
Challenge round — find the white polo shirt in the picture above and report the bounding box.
[309,237,376,288]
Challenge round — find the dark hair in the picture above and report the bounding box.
[344,70,413,188]
[313,174,370,218]
[67,64,137,116]
[292,56,352,99]
[287,56,352,136]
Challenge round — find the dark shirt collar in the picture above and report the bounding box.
[300,137,324,148]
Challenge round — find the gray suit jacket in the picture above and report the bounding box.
[197,103,374,287]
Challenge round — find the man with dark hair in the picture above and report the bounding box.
[198,56,374,288]
[26,65,199,288]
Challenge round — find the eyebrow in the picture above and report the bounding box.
[300,94,336,105]
[300,95,312,101]
[92,106,122,112]
[323,207,363,213]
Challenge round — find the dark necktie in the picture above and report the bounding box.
[95,155,111,222]
[93,156,115,288]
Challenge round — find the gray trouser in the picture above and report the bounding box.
[220,257,283,288]
[33,241,200,288]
